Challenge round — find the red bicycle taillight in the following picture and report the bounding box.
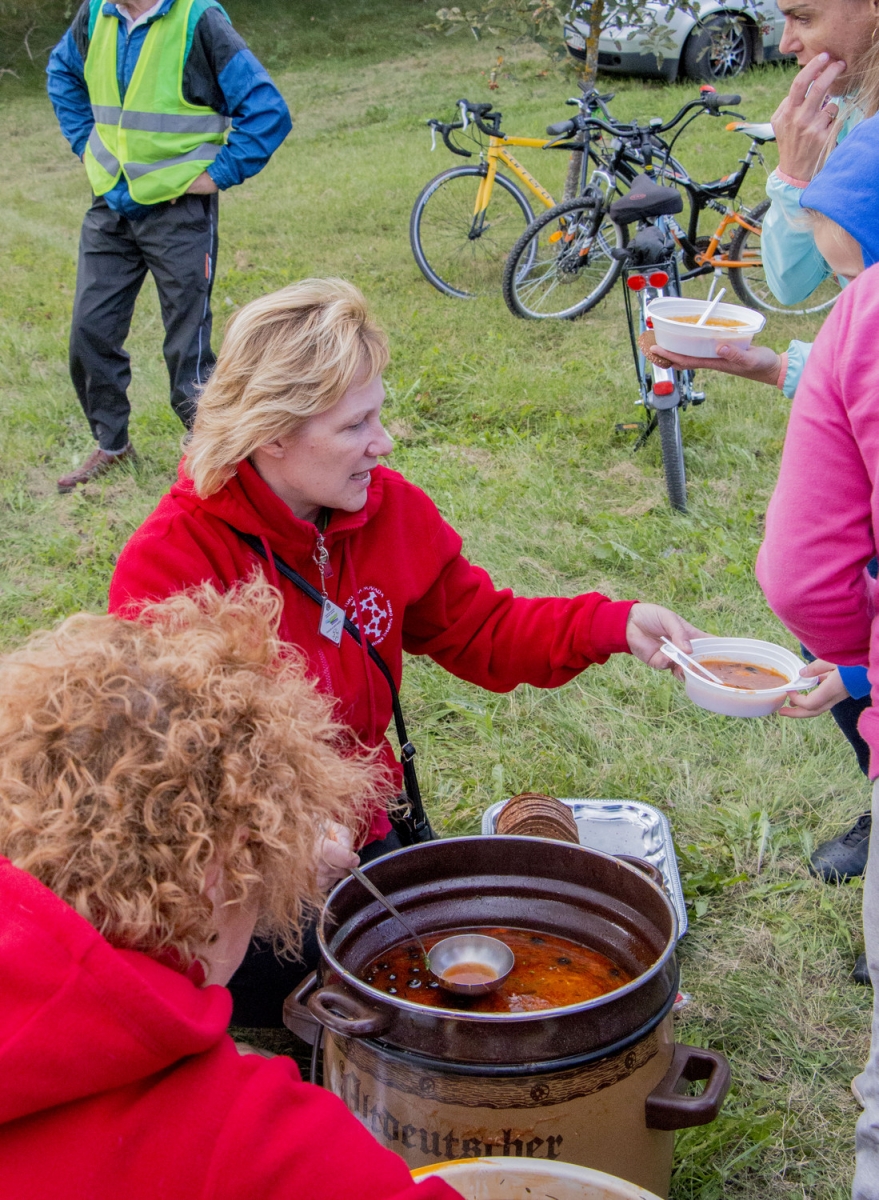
[627,275,647,291]
[648,272,669,288]
[654,381,675,396]
[645,317,654,328]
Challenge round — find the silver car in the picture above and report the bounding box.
[565,2,791,82]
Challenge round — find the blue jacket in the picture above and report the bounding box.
[47,0,292,220]
[801,112,879,269]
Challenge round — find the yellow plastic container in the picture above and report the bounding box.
[411,1156,664,1199]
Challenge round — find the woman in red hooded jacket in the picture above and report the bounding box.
[109,278,701,1026]
[0,579,459,1200]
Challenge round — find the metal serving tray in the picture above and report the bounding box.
[481,798,688,937]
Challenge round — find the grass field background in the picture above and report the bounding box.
[0,4,870,1196]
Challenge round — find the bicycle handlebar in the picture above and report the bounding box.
[426,118,471,157]
[549,88,744,147]
[546,118,577,137]
[456,98,502,137]
[431,86,739,159]
[702,91,742,110]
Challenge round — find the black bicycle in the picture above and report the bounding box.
[502,87,840,321]
[501,88,748,320]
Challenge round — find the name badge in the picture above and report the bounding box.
[319,598,345,645]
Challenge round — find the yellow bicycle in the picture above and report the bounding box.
[410,96,618,299]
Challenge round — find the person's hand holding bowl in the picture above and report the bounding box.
[644,339,784,388]
[777,658,850,717]
[625,603,706,677]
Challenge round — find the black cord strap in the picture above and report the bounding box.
[227,526,429,842]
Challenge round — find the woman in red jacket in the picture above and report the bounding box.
[0,579,459,1200]
[109,278,701,1026]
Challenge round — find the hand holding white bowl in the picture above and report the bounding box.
[645,341,783,389]
[625,604,706,676]
[778,659,849,717]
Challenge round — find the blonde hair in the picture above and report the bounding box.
[804,206,864,264]
[848,28,879,124]
[816,21,879,171]
[186,279,389,497]
[0,578,384,966]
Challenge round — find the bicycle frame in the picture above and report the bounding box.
[621,248,694,415]
[664,137,766,273]
[691,208,763,271]
[584,113,768,276]
[470,134,581,233]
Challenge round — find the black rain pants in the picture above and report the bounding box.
[69,192,219,451]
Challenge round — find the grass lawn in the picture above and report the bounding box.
[0,4,870,1196]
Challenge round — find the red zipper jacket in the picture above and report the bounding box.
[109,462,636,841]
[0,857,459,1200]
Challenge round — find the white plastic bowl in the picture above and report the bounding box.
[412,1157,662,1199]
[672,637,813,718]
[647,297,765,358]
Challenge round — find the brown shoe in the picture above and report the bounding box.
[57,443,136,494]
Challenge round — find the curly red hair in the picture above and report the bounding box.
[0,579,383,964]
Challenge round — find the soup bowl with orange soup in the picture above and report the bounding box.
[646,297,765,358]
[671,636,817,717]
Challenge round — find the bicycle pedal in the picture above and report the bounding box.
[691,391,706,405]
[615,422,646,433]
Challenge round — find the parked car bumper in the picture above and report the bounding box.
[596,46,679,80]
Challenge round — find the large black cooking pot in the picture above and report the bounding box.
[307,836,679,1065]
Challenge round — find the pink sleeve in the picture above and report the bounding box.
[756,270,879,664]
[204,1058,462,1200]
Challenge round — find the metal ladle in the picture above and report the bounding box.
[348,867,514,995]
[349,865,430,966]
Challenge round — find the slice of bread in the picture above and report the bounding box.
[638,328,673,368]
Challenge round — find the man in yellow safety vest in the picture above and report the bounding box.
[47,0,291,492]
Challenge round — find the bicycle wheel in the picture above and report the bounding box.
[728,199,841,316]
[502,193,627,320]
[657,407,688,512]
[410,166,535,299]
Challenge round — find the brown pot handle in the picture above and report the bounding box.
[282,971,320,1044]
[645,1043,731,1130]
[306,985,391,1038]
[617,854,665,889]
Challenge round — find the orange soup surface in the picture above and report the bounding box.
[670,314,747,328]
[698,658,789,690]
[442,962,498,986]
[361,927,631,1013]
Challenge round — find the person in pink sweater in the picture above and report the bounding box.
[756,199,879,1197]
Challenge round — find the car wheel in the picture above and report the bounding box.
[682,13,753,81]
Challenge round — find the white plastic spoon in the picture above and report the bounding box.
[695,286,726,327]
[659,636,726,685]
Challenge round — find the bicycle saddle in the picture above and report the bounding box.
[726,120,776,144]
[609,174,684,225]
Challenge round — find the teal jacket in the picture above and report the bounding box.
[761,111,858,397]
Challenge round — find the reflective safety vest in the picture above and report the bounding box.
[83,0,230,206]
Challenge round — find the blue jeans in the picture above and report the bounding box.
[801,645,871,778]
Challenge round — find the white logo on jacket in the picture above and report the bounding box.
[345,586,394,645]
